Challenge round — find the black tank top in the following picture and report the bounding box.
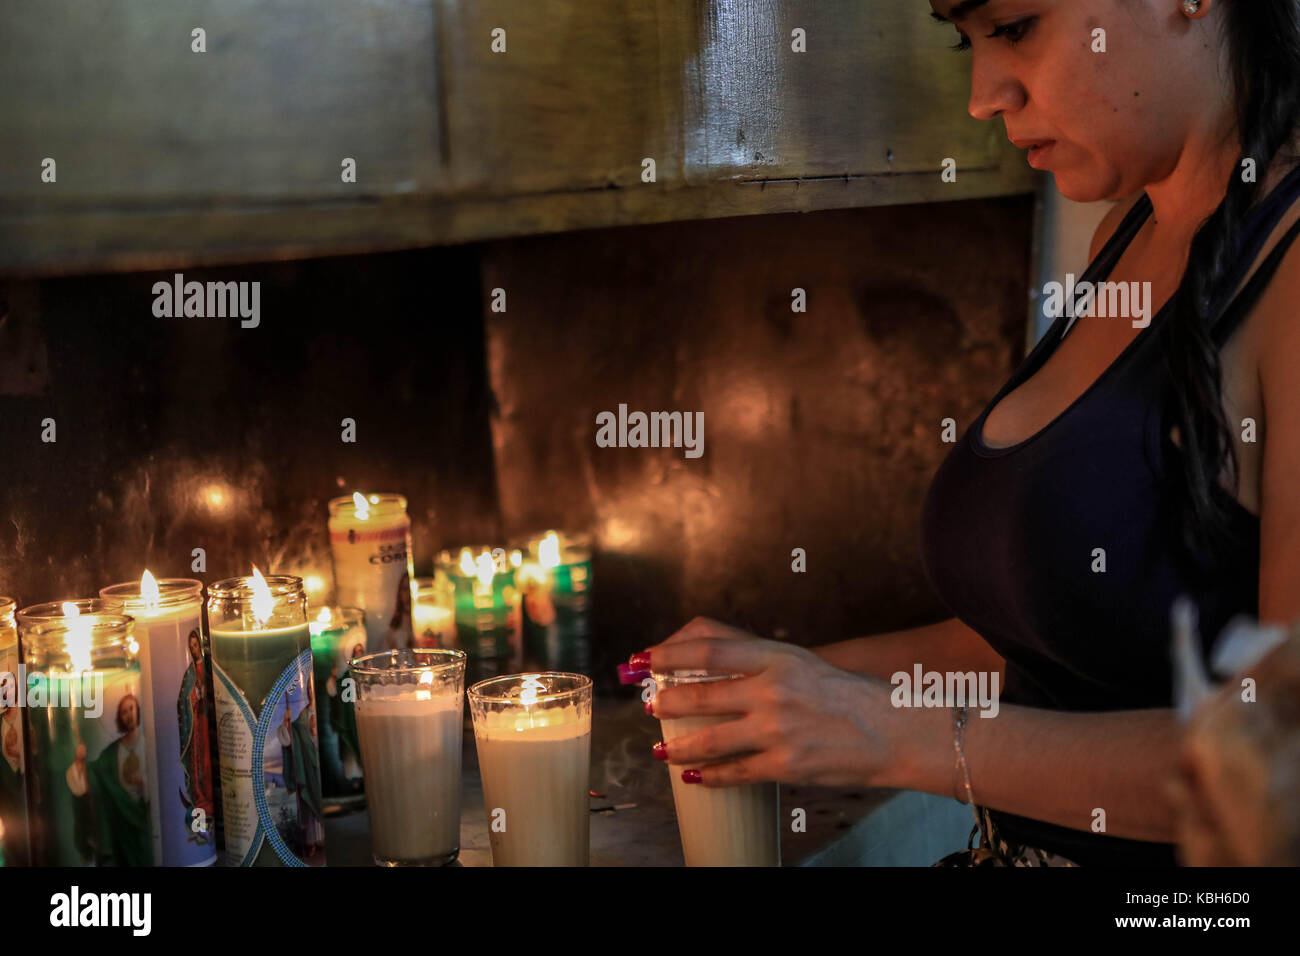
[920,164,1300,867]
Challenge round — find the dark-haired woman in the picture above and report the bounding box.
[628,0,1300,866]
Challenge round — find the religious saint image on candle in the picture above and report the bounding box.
[176,628,217,842]
[265,678,326,864]
[60,687,153,866]
[323,638,367,796]
[0,663,26,866]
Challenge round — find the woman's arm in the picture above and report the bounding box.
[641,628,1181,844]
[893,698,1182,843]
[812,616,1005,684]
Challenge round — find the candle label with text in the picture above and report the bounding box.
[26,667,154,866]
[329,523,414,651]
[134,614,218,866]
[0,635,29,865]
[213,649,327,867]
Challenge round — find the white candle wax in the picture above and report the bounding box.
[355,691,462,864]
[473,704,590,866]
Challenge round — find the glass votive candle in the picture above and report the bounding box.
[20,611,150,866]
[412,573,456,649]
[352,648,467,866]
[308,606,368,809]
[100,575,217,867]
[468,672,592,866]
[0,596,28,867]
[651,669,780,866]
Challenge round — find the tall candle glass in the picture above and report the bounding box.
[469,672,591,866]
[352,648,466,866]
[438,546,521,684]
[651,669,780,866]
[307,606,367,809]
[515,530,592,673]
[0,597,28,866]
[412,573,456,649]
[100,575,217,866]
[328,493,415,651]
[21,611,153,866]
[208,572,325,866]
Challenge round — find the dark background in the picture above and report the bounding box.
[0,195,1032,689]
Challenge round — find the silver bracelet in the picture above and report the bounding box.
[952,704,982,829]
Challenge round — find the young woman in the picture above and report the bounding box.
[628,0,1300,866]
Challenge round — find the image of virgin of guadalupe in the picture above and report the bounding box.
[177,628,215,835]
[278,682,325,860]
[65,693,152,866]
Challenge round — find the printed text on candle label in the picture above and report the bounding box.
[50,886,151,937]
[595,404,704,459]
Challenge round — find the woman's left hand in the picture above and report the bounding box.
[632,617,901,789]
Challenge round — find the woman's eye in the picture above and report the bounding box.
[988,16,1036,45]
[949,33,972,52]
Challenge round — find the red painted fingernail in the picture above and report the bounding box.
[681,769,702,784]
[617,663,650,685]
[644,699,655,716]
[628,652,651,670]
[652,741,669,761]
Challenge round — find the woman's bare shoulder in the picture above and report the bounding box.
[1088,192,1146,263]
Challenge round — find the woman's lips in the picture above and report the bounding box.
[1011,137,1058,168]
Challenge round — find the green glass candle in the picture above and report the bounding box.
[515,531,593,674]
[435,547,521,685]
[208,571,325,867]
[307,605,367,809]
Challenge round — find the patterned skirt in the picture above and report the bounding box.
[933,805,1080,867]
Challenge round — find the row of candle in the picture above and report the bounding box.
[0,488,594,867]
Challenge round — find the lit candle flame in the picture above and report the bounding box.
[61,602,92,672]
[250,566,274,627]
[475,551,496,589]
[352,491,370,520]
[141,569,160,614]
[539,531,562,569]
[416,669,434,701]
[458,548,476,576]
[519,675,546,706]
[316,607,333,624]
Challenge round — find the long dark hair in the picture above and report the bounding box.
[1164,0,1300,561]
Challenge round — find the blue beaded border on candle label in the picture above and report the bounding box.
[251,649,316,868]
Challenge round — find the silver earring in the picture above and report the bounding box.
[1182,0,1202,16]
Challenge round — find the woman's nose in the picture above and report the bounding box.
[968,55,1026,121]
